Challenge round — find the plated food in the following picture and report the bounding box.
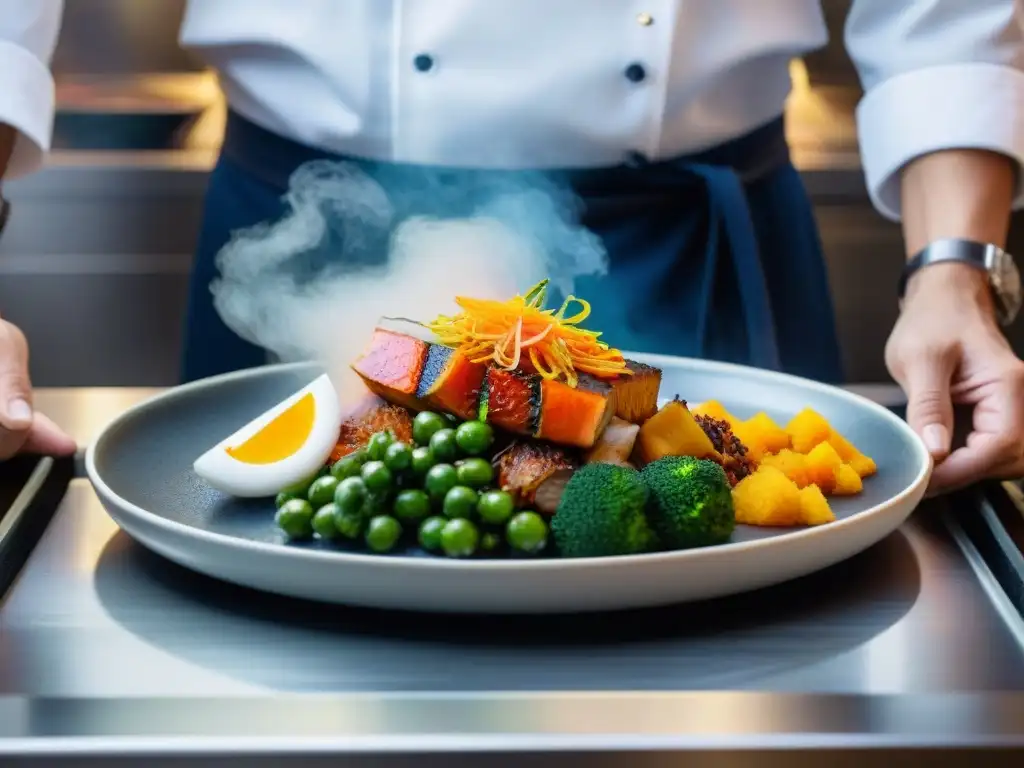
[193,280,878,561]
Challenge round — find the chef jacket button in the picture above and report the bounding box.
[624,150,649,168]
[636,12,654,26]
[624,63,647,83]
[413,53,435,72]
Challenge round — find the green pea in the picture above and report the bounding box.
[424,463,458,503]
[334,507,364,540]
[507,510,548,554]
[443,485,478,519]
[275,490,300,508]
[330,454,363,481]
[410,446,436,476]
[412,411,448,446]
[365,515,402,553]
[455,421,494,456]
[429,428,459,462]
[441,518,479,558]
[394,489,431,523]
[366,431,394,461]
[477,489,515,525]
[275,498,314,540]
[418,516,447,552]
[361,460,393,495]
[456,457,493,488]
[280,472,319,497]
[333,476,367,514]
[384,441,413,473]
[312,503,341,540]
[480,531,502,554]
[307,475,339,509]
[362,492,393,519]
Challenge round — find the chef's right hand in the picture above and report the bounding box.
[0,318,76,459]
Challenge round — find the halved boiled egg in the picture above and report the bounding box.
[193,374,342,497]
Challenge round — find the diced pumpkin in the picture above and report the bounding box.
[634,400,719,466]
[690,400,736,425]
[797,484,836,525]
[833,463,864,496]
[732,465,803,526]
[760,449,812,488]
[847,453,878,479]
[730,421,765,462]
[742,412,791,455]
[827,431,877,478]
[786,407,833,454]
[804,440,844,493]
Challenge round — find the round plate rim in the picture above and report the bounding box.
[85,355,933,572]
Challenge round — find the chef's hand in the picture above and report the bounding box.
[885,262,1024,494]
[0,318,76,459]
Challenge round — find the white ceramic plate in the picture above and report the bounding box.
[85,356,931,614]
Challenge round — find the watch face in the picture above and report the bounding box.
[991,247,1022,324]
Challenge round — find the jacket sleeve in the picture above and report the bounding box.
[0,0,63,178]
[845,0,1024,221]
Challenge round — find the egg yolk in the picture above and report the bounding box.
[226,393,316,464]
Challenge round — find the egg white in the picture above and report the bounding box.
[193,374,342,497]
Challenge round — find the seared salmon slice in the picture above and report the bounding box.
[534,374,615,449]
[479,368,541,435]
[350,328,429,411]
[416,345,486,421]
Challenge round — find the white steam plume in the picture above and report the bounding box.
[210,160,607,407]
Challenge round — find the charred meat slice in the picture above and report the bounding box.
[329,402,414,464]
[496,441,579,515]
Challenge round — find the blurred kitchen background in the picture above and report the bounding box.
[1,0,1021,386]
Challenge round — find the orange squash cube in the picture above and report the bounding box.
[760,449,812,488]
[690,400,736,425]
[804,440,844,493]
[797,484,836,525]
[833,463,864,495]
[742,412,792,455]
[732,465,803,526]
[786,407,833,454]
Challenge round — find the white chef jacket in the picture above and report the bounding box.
[2,0,1024,220]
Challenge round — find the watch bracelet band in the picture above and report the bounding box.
[898,238,992,299]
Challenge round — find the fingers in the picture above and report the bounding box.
[929,382,1024,493]
[21,412,77,457]
[897,345,957,460]
[0,321,33,460]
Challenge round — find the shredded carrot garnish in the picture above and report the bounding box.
[426,280,632,388]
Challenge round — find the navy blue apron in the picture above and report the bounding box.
[182,111,843,384]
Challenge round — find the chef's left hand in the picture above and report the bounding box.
[885,262,1024,494]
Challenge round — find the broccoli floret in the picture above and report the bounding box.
[551,463,657,558]
[640,456,735,549]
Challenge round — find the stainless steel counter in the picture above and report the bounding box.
[1,389,1024,764]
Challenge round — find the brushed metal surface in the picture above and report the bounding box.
[1,388,1023,760]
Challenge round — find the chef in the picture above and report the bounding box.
[1,0,1023,494]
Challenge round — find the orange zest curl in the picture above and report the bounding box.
[426,280,632,388]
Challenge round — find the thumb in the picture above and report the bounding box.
[0,364,32,435]
[22,412,77,457]
[901,349,956,460]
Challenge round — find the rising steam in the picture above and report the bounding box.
[210,160,608,405]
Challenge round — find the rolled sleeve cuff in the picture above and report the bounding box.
[0,40,54,179]
[856,62,1024,222]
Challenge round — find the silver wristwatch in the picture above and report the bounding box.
[898,238,1022,326]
